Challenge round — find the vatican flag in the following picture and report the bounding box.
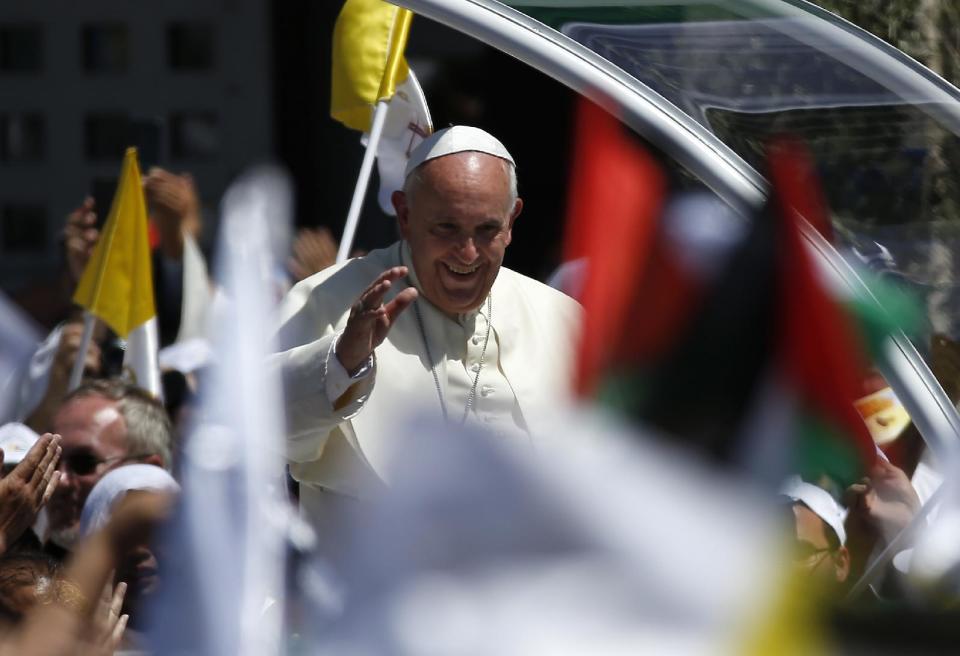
[72,148,162,397]
[331,0,413,132]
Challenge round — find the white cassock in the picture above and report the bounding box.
[271,241,582,522]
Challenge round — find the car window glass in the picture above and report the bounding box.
[503,0,960,367]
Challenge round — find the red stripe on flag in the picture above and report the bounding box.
[563,98,666,396]
[770,137,876,468]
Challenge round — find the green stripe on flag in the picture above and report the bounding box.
[845,274,922,362]
[793,411,864,489]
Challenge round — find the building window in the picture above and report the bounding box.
[1,114,44,161]
[167,23,214,71]
[85,113,129,161]
[171,112,219,159]
[82,24,128,73]
[0,25,42,73]
[1,204,46,253]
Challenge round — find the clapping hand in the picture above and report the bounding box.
[0,433,61,555]
[84,578,128,656]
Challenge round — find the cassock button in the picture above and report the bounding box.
[481,386,493,397]
[471,335,482,345]
[470,363,481,373]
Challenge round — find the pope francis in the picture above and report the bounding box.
[272,126,581,521]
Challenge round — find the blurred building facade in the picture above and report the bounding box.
[0,0,273,292]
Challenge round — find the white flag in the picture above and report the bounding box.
[362,69,433,216]
[145,167,292,656]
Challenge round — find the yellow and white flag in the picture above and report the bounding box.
[73,148,162,397]
[331,0,413,132]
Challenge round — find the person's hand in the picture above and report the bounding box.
[53,321,102,388]
[0,433,61,555]
[845,459,921,543]
[143,168,202,259]
[288,227,338,282]
[86,578,128,656]
[25,319,103,434]
[335,267,418,374]
[64,198,99,284]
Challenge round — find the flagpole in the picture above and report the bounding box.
[337,98,390,264]
[68,312,97,392]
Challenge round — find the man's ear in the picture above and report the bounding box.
[142,454,164,469]
[393,190,410,239]
[505,197,522,246]
[833,546,851,584]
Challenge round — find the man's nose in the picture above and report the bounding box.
[456,236,478,261]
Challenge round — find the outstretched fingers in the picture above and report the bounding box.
[109,614,129,651]
[339,266,417,371]
[357,266,409,313]
[40,471,60,506]
[28,434,60,490]
[108,581,127,623]
[18,433,54,484]
[384,286,419,323]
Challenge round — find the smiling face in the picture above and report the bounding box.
[393,151,522,316]
[48,395,130,545]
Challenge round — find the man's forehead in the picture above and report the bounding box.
[792,503,831,545]
[417,150,510,183]
[55,395,123,434]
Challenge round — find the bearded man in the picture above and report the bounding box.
[273,126,581,523]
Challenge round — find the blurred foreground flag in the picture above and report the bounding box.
[145,168,291,656]
[317,410,786,654]
[563,110,875,487]
[562,98,666,396]
[72,148,161,397]
[331,0,412,132]
[767,138,877,487]
[0,292,39,422]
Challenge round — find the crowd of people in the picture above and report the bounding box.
[0,125,955,654]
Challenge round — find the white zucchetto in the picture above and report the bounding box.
[404,125,515,178]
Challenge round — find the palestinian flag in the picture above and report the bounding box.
[767,137,877,487]
[563,102,875,487]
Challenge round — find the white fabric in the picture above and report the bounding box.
[363,70,433,216]
[325,333,374,403]
[176,233,213,343]
[79,464,180,537]
[319,410,781,654]
[13,323,61,422]
[402,245,528,438]
[0,422,39,465]
[158,337,213,374]
[780,475,847,545]
[0,291,40,424]
[271,241,581,506]
[404,126,514,179]
[124,317,163,399]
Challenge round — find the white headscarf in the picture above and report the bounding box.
[80,464,180,538]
